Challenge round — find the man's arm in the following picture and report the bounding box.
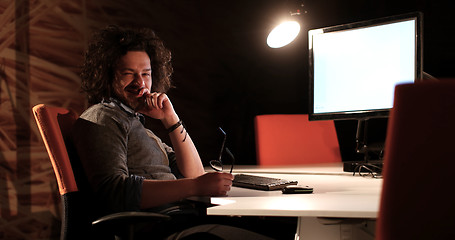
[137,92,234,209]
[139,92,204,178]
[140,172,233,209]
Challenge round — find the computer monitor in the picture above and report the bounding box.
[308,12,423,170]
[308,12,423,121]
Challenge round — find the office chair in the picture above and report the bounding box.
[32,104,171,240]
[254,114,341,165]
[376,81,455,240]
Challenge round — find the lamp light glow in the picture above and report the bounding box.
[267,21,301,48]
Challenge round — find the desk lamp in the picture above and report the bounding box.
[266,2,306,48]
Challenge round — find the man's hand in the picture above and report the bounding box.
[194,172,234,196]
[136,92,178,126]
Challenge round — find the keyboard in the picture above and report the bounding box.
[233,174,298,191]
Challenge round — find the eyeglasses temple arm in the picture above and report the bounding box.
[225,147,235,174]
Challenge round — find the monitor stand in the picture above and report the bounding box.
[343,118,384,176]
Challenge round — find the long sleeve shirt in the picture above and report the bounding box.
[72,98,180,214]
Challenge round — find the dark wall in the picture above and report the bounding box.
[141,0,454,165]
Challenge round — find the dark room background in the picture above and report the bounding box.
[1,0,454,238]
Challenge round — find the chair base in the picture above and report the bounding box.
[343,160,383,174]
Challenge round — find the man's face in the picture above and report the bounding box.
[113,51,152,109]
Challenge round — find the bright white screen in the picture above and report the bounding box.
[312,19,416,114]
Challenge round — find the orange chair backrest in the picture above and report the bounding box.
[376,81,455,240]
[33,104,79,195]
[254,114,341,166]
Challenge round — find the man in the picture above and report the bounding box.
[73,25,275,239]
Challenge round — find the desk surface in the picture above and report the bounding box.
[207,163,382,219]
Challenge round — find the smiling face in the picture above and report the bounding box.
[113,51,152,109]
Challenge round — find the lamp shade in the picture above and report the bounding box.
[267,20,301,48]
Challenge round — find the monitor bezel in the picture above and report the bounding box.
[308,12,423,121]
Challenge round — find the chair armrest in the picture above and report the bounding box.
[92,211,171,227]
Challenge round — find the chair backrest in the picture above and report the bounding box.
[254,114,341,165]
[33,104,79,195]
[376,81,455,240]
[33,104,95,239]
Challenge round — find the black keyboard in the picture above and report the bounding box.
[233,174,298,191]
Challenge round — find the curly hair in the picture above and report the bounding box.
[80,25,173,104]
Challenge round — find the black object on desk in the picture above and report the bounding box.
[233,174,298,191]
[282,185,313,194]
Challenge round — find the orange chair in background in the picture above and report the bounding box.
[376,81,455,240]
[254,114,341,166]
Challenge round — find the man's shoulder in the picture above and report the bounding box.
[73,102,133,140]
[80,102,129,123]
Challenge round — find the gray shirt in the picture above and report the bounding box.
[72,98,179,214]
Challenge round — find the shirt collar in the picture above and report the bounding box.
[104,97,145,124]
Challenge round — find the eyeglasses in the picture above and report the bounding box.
[209,127,235,173]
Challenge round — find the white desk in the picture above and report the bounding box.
[207,163,382,240]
